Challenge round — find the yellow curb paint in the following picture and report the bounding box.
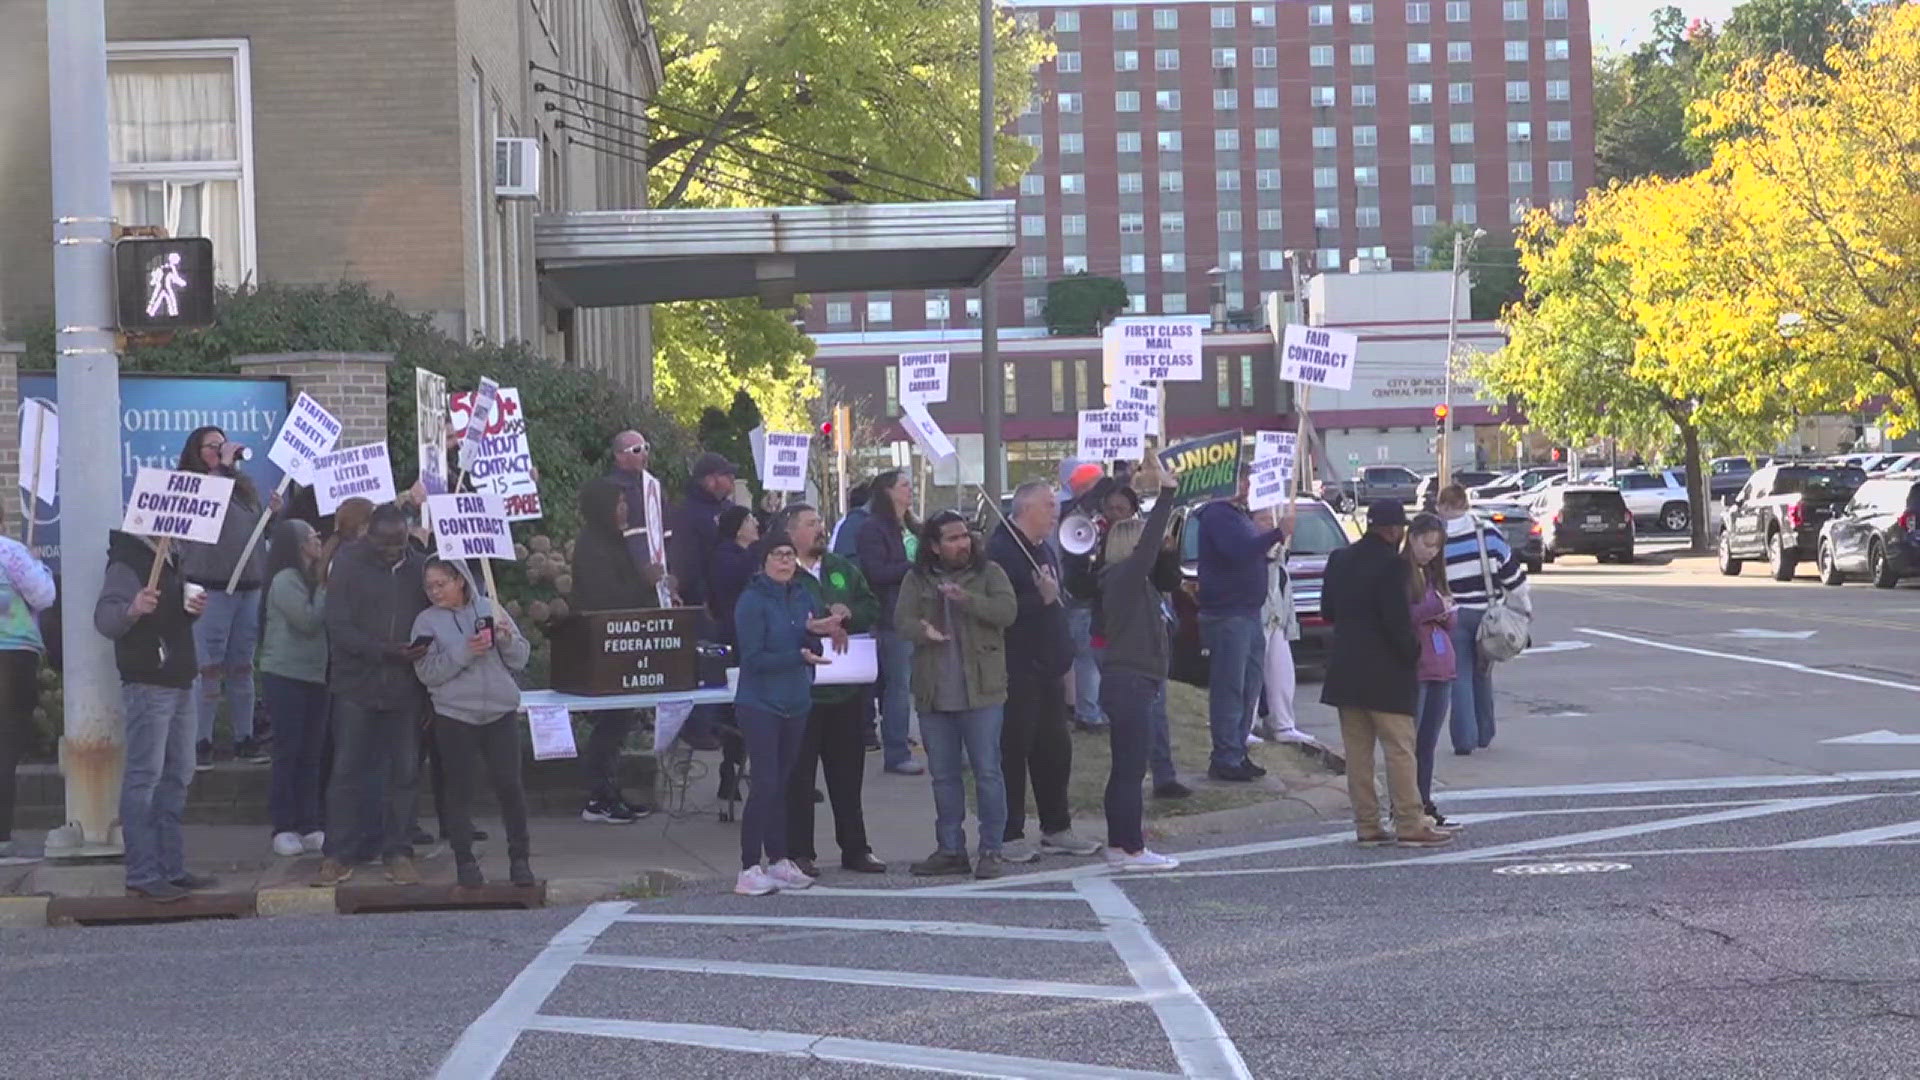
[255,887,337,918]
[0,896,50,928]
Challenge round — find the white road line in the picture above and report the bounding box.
[1400,794,1881,865]
[1077,878,1253,1080]
[574,954,1146,1002]
[1441,769,1920,802]
[1774,819,1920,849]
[521,1015,1185,1080]
[1576,627,1920,694]
[611,913,1109,943]
[801,886,1090,900]
[433,900,630,1080]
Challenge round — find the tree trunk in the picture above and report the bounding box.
[1682,419,1709,554]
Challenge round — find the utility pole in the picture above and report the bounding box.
[45,0,128,858]
[977,0,1004,507]
[1440,229,1481,484]
[1287,252,1313,500]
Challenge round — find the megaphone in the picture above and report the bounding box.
[1059,512,1099,556]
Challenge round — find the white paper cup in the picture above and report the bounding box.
[182,583,207,610]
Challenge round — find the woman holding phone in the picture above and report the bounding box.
[1404,513,1459,829]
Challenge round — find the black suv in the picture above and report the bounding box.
[1719,463,1867,580]
[1534,485,1635,563]
[1816,475,1920,588]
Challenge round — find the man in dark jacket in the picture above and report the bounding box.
[602,430,669,598]
[667,451,737,609]
[567,477,654,824]
[1194,465,1290,780]
[1320,500,1451,848]
[317,506,433,885]
[988,481,1101,862]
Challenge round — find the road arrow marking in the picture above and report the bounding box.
[1519,640,1593,656]
[1822,730,1920,745]
[1720,628,1818,640]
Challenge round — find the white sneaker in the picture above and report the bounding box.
[735,866,779,896]
[1114,849,1181,872]
[1245,732,1267,746]
[1271,727,1316,744]
[767,859,814,890]
[1000,839,1041,864]
[1041,830,1102,857]
[301,831,326,854]
[271,832,304,857]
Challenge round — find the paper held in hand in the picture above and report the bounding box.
[311,441,397,515]
[1280,324,1359,391]
[458,377,501,472]
[1247,462,1295,511]
[763,432,811,492]
[527,705,578,760]
[1076,408,1147,462]
[813,634,879,686]
[265,392,344,487]
[900,400,957,464]
[415,369,450,498]
[122,467,235,543]
[427,492,512,561]
[19,399,56,505]
[1253,430,1298,466]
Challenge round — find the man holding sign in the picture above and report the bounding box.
[1191,463,1293,782]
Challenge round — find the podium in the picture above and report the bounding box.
[548,607,701,696]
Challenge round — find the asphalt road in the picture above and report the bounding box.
[9,558,1920,1079]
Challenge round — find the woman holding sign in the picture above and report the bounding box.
[177,427,274,767]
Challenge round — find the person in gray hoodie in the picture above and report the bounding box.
[412,558,534,887]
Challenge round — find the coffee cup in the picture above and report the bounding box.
[183,583,207,611]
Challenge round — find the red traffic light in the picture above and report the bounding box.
[819,420,834,438]
[1432,403,1450,421]
[1552,448,1564,463]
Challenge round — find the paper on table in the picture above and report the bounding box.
[653,700,694,754]
[812,633,878,686]
[528,705,578,760]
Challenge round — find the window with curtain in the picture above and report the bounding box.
[1073,360,1090,410]
[1216,357,1230,408]
[1051,361,1067,412]
[1239,355,1255,406]
[108,45,253,289]
[1004,361,1019,415]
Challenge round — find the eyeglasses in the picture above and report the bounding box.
[424,577,459,591]
[766,549,797,561]
[617,444,646,455]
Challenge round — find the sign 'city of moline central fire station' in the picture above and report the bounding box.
[549,608,701,695]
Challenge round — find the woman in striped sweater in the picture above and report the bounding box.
[1434,486,1531,756]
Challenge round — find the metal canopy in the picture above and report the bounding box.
[536,201,1016,308]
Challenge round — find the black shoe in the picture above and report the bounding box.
[973,852,1005,880]
[1153,781,1194,800]
[1424,804,1457,829]
[841,852,888,873]
[909,850,972,876]
[508,857,535,887]
[455,860,484,888]
[408,825,435,847]
[617,799,653,820]
[195,740,214,773]
[1208,763,1258,782]
[1245,760,1268,778]
[171,872,220,891]
[791,856,821,878]
[234,737,270,764]
[127,882,189,903]
[716,776,740,802]
[581,799,639,824]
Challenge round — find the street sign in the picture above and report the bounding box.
[114,237,215,331]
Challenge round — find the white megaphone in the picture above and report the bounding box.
[1058,512,1099,556]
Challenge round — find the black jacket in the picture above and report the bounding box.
[94,531,199,688]
[573,477,655,611]
[1095,497,1177,681]
[323,538,430,706]
[667,484,730,606]
[986,523,1074,683]
[1319,532,1420,716]
[856,512,912,631]
[708,540,756,645]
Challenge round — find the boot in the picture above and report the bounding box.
[509,857,536,887]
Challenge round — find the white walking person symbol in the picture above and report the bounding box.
[145,252,187,318]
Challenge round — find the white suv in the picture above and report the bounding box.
[1608,470,1692,533]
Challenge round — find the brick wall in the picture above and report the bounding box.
[0,343,19,499]
[231,352,392,448]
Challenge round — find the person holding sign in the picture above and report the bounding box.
[411,559,536,888]
[94,530,212,901]
[177,426,277,768]
[0,502,55,861]
[1193,464,1292,782]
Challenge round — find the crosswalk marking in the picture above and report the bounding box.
[574,953,1147,1001]
[1399,795,1881,865]
[613,913,1110,942]
[1774,818,1920,849]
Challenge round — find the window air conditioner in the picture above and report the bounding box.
[493,137,541,199]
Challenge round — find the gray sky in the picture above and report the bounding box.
[1590,0,1742,51]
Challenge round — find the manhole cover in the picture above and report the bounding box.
[1493,861,1632,876]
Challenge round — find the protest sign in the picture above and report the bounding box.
[763,432,810,492]
[643,472,671,607]
[1248,462,1294,511]
[457,377,500,471]
[449,386,541,521]
[1157,430,1243,505]
[416,369,450,501]
[1077,409,1147,462]
[1280,324,1360,391]
[19,398,56,508]
[265,393,343,488]
[122,467,234,544]
[1107,319,1203,382]
[312,442,398,515]
[898,351,951,404]
[900,400,957,464]
[1254,430,1298,466]
[428,492,513,561]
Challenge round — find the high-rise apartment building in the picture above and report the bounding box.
[805,0,1593,335]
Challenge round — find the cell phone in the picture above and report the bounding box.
[409,634,434,651]
[474,616,494,634]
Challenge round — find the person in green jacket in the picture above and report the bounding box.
[897,511,1019,880]
[775,503,886,877]
[258,519,328,859]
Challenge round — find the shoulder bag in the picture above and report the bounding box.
[1474,527,1530,662]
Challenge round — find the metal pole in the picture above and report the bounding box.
[1287,252,1313,500]
[45,0,128,858]
[978,0,1003,507]
[1441,232,1464,484]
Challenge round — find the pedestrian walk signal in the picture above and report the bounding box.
[115,237,215,332]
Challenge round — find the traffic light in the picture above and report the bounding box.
[1433,403,1450,422]
[115,237,215,331]
[1552,447,1564,463]
[819,419,834,441]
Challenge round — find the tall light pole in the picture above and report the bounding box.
[977,0,1004,506]
[1439,227,1483,484]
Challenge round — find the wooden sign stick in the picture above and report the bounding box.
[147,537,172,591]
[225,474,292,594]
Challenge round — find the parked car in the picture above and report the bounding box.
[1169,498,1349,685]
[1414,470,1503,511]
[1816,476,1920,588]
[1709,456,1770,500]
[1470,466,1569,501]
[1718,462,1868,580]
[1472,500,1546,573]
[1869,453,1920,476]
[1318,465,1422,511]
[1606,469,1693,533]
[1534,485,1636,564]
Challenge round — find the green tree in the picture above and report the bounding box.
[1427,225,1524,321]
[1712,0,1864,75]
[1593,7,1717,184]
[1042,274,1129,336]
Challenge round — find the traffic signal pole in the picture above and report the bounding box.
[1440,232,1463,484]
[45,0,129,857]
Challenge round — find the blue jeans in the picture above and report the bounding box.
[322,697,420,864]
[1101,671,1156,853]
[876,629,915,768]
[1200,613,1264,771]
[1066,601,1104,727]
[735,704,807,869]
[263,674,329,836]
[921,705,1007,856]
[191,587,261,745]
[1415,680,1454,805]
[1449,608,1496,754]
[120,683,196,890]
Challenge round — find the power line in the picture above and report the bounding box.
[564,131,816,209]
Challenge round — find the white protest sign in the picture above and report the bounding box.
[457,377,501,471]
[643,471,671,607]
[898,351,951,404]
[763,432,811,492]
[121,467,235,543]
[449,386,541,521]
[1254,430,1298,466]
[415,369,449,499]
[528,705,578,760]
[19,399,56,504]
[265,393,343,487]
[1107,319,1204,382]
[747,424,767,482]
[1248,462,1294,511]
[900,400,957,464]
[427,492,513,561]
[311,442,398,515]
[1077,409,1147,462]
[1110,381,1156,410]
[1281,324,1360,391]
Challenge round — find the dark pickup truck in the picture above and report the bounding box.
[1718,463,1867,581]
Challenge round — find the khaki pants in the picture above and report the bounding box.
[1338,707,1424,836]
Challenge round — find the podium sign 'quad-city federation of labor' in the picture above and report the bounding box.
[114,237,216,332]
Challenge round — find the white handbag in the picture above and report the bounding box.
[1474,528,1531,662]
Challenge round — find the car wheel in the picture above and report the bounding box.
[1617,546,1634,564]
[1718,531,1743,576]
[1767,530,1797,582]
[1818,541,1846,586]
[1871,540,1899,589]
[1660,502,1690,533]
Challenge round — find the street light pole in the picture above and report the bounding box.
[45,0,128,857]
[977,0,1004,507]
[1440,229,1480,484]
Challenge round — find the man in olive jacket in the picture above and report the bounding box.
[896,511,1018,879]
[778,503,887,875]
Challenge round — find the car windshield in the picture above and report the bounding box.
[1181,504,1348,561]
[1774,467,1866,496]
